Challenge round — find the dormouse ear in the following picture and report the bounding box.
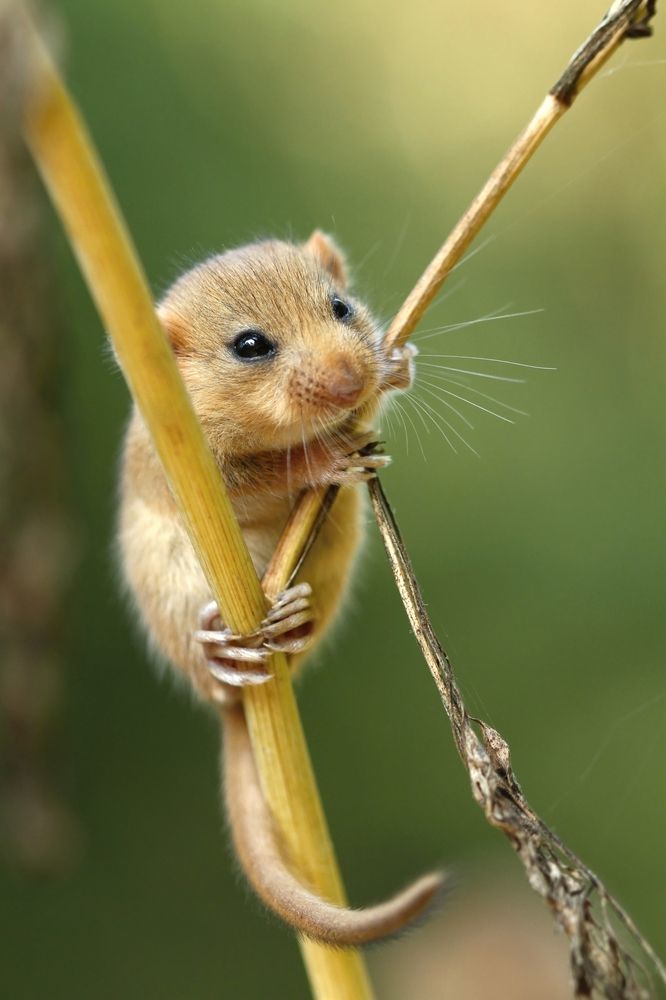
[157,305,191,355]
[304,230,348,289]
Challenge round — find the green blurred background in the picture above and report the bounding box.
[3,1,665,996]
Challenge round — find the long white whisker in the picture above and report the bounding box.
[395,396,428,460]
[415,301,510,337]
[382,215,411,280]
[422,374,530,417]
[448,234,497,274]
[286,442,293,502]
[417,362,525,383]
[354,239,382,274]
[416,306,545,341]
[408,394,457,453]
[389,397,411,455]
[416,382,475,429]
[426,277,468,314]
[601,56,666,79]
[402,393,430,435]
[420,354,555,370]
[412,394,479,457]
[418,237,496,313]
[300,419,314,484]
[419,377,515,424]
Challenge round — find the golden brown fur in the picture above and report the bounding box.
[118,232,443,944]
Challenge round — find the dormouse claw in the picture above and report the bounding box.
[329,431,392,485]
[195,585,316,690]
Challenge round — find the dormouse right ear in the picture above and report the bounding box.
[304,230,348,289]
[157,305,190,355]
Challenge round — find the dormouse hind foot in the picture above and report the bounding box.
[195,583,315,689]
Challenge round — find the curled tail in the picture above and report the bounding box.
[222,703,446,946]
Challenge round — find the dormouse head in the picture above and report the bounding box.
[157,233,384,455]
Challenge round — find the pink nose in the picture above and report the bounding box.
[324,358,364,407]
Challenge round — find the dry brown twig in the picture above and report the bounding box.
[383,0,659,354]
[368,478,665,1000]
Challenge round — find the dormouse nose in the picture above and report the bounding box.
[323,356,364,408]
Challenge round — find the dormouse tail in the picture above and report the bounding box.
[222,704,446,947]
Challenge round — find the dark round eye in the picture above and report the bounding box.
[230,329,276,361]
[331,295,353,323]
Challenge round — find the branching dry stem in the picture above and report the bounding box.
[367,478,666,999]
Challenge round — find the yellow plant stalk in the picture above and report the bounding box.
[20,17,372,1000]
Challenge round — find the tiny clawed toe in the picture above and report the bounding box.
[273,582,312,606]
[194,627,237,644]
[264,599,306,621]
[262,610,313,638]
[207,661,273,687]
[265,636,311,654]
[199,600,224,631]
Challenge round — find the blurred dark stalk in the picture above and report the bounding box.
[0,2,80,874]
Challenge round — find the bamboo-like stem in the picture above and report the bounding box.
[20,17,372,1000]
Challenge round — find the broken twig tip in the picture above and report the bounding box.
[551,0,658,106]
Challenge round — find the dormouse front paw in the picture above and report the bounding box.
[381,342,418,392]
[328,431,391,486]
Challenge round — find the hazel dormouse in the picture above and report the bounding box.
[118,231,444,945]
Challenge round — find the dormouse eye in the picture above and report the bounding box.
[331,295,354,323]
[230,329,276,361]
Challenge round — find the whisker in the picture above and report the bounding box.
[405,392,431,435]
[286,442,293,502]
[416,306,545,341]
[412,393,479,457]
[415,301,510,337]
[420,354,555,370]
[416,382,475,429]
[389,397,412,456]
[407,394,457,453]
[395,396,428,461]
[315,418,348,469]
[417,362,525,383]
[448,233,497,273]
[414,236,497,315]
[382,215,412,280]
[354,239,382,274]
[418,377,515,424]
[300,419,315,484]
[420,374,530,417]
[426,276,468,314]
[601,56,666,79]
